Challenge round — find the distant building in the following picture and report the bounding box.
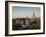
[12,11,40,30]
[32,11,35,19]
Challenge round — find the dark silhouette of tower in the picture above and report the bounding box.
[32,11,35,19]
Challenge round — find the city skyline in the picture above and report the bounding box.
[12,6,40,19]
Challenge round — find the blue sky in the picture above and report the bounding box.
[12,6,40,19]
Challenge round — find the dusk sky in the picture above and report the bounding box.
[12,6,40,19]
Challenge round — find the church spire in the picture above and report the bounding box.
[33,11,35,17]
[32,11,35,19]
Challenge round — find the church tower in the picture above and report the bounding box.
[32,11,35,19]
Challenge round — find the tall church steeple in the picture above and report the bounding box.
[32,11,35,19]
